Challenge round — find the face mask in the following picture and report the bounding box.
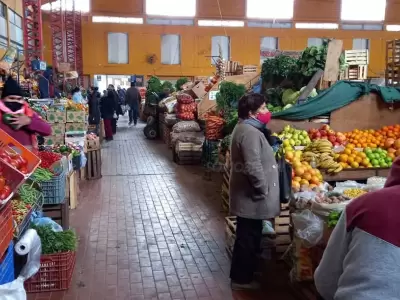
[4,101,23,112]
[257,112,272,124]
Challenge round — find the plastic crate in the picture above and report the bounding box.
[0,159,26,205]
[41,171,66,204]
[0,128,41,177]
[25,251,76,293]
[0,241,14,285]
[0,201,13,258]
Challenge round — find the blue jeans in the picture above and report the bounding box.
[129,107,139,124]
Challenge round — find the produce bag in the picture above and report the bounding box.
[170,131,204,145]
[292,209,323,248]
[205,115,225,140]
[276,148,292,204]
[172,121,200,133]
[176,93,194,104]
[290,236,314,282]
[175,102,197,121]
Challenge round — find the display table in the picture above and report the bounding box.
[323,167,390,182]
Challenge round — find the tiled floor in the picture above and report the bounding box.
[27,117,297,300]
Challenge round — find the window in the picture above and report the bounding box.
[353,38,369,50]
[248,21,292,28]
[0,2,7,49]
[387,25,400,32]
[342,23,383,30]
[211,36,230,64]
[147,18,193,26]
[108,33,129,64]
[341,0,386,21]
[198,20,244,27]
[92,16,143,24]
[146,0,196,17]
[161,34,181,65]
[8,9,23,50]
[260,37,278,64]
[308,38,323,47]
[247,0,294,20]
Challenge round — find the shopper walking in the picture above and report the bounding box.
[107,84,121,134]
[125,82,141,127]
[100,90,117,141]
[229,93,280,290]
[315,157,400,300]
[87,86,101,133]
[0,76,51,150]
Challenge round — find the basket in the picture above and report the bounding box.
[0,159,26,205]
[25,251,76,293]
[0,241,14,285]
[0,128,41,177]
[0,201,13,258]
[41,171,66,204]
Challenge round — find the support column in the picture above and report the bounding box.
[75,8,83,86]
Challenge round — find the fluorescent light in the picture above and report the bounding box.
[296,23,339,29]
[247,0,294,20]
[92,16,143,24]
[198,20,244,27]
[41,0,90,13]
[341,0,386,21]
[386,25,400,31]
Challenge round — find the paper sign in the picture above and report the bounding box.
[209,91,218,100]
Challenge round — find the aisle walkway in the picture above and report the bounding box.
[29,117,296,300]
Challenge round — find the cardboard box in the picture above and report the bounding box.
[43,135,64,146]
[46,111,66,123]
[66,111,86,123]
[51,123,65,136]
[190,82,207,99]
[86,137,100,151]
[65,123,86,132]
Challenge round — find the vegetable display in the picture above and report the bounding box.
[18,183,42,205]
[31,224,77,254]
[205,115,225,140]
[0,149,29,174]
[327,211,342,228]
[12,199,31,226]
[38,151,62,170]
[31,167,53,183]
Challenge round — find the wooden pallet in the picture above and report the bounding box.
[345,65,368,80]
[172,148,202,165]
[275,205,292,254]
[344,49,369,66]
[243,65,258,74]
[85,149,102,180]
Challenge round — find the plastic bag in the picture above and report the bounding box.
[172,121,200,133]
[176,93,194,104]
[31,212,63,232]
[276,148,292,204]
[291,209,323,248]
[170,131,204,145]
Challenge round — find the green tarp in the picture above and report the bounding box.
[272,81,400,120]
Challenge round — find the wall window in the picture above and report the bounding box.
[211,36,230,64]
[108,33,129,64]
[146,0,196,17]
[161,34,181,65]
[8,9,23,50]
[308,38,323,47]
[0,2,7,49]
[92,16,143,24]
[353,38,370,50]
[260,37,278,64]
[247,0,294,20]
[341,0,386,21]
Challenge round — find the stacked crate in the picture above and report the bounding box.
[344,50,369,80]
[386,40,400,87]
[45,110,66,145]
[0,202,14,285]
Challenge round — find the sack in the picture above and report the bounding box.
[276,148,292,204]
[176,93,194,104]
[172,121,200,133]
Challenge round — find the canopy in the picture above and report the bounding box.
[272,81,400,120]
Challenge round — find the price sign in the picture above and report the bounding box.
[209,91,218,100]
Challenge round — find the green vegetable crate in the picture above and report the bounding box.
[25,251,76,292]
[41,171,66,204]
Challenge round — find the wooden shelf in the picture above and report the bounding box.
[323,167,390,182]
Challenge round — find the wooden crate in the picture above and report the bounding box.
[172,147,202,165]
[85,149,102,180]
[275,204,291,255]
[243,65,258,74]
[345,65,368,80]
[43,200,69,230]
[344,50,369,66]
[66,171,79,209]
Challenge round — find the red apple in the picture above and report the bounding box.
[313,131,321,138]
[328,136,337,143]
[321,124,330,131]
[336,135,346,143]
[334,142,340,147]
[308,128,318,135]
[328,130,336,136]
[320,130,327,136]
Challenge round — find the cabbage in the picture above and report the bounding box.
[282,89,297,105]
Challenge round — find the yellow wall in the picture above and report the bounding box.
[2,0,22,15]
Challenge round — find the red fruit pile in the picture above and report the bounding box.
[308,125,347,147]
[0,149,28,174]
[38,151,62,170]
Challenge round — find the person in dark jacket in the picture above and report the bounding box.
[107,84,122,134]
[100,90,117,141]
[117,86,126,105]
[88,86,101,132]
[125,82,141,126]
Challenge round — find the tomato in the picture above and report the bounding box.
[3,185,11,195]
[19,166,28,174]
[19,157,27,166]
[10,160,19,169]
[0,177,5,190]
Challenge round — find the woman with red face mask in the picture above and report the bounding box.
[229,93,281,290]
[0,76,51,151]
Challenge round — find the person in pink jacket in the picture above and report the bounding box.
[0,76,51,150]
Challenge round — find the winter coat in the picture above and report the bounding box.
[125,87,141,109]
[88,91,101,125]
[100,94,116,120]
[111,90,123,115]
[229,122,280,220]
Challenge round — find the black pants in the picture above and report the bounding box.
[111,118,117,134]
[129,107,139,125]
[230,217,262,284]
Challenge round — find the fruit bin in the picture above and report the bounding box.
[0,128,41,177]
[0,159,26,205]
[25,251,76,293]
[0,201,13,260]
[0,241,14,285]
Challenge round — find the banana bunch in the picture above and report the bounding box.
[318,153,343,173]
[304,139,334,154]
[302,151,320,163]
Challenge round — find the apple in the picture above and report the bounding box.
[308,128,318,135]
[313,131,321,138]
[320,130,327,136]
[328,136,337,143]
[336,135,346,143]
[328,130,336,136]
[321,124,330,131]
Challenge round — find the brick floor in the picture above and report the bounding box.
[27,117,297,300]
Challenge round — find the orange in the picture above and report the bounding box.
[351,161,360,168]
[303,172,312,181]
[340,162,348,168]
[339,154,348,163]
[362,158,370,167]
[355,156,362,163]
[347,157,355,164]
[359,152,367,158]
[343,148,352,155]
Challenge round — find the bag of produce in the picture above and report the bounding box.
[290,236,314,282]
[176,93,194,104]
[292,209,323,247]
[172,121,200,133]
[170,131,204,145]
[205,115,225,140]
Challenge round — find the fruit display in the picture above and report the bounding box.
[290,159,324,192]
[343,188,367,199]
[308,125,347,146]
[315,192,351,204]
[336,145,393,169]
[278,125,311,148]
[302,140,343,174]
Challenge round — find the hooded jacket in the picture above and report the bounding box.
[315,158,400,300]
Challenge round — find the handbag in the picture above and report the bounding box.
[276,148,292,204]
